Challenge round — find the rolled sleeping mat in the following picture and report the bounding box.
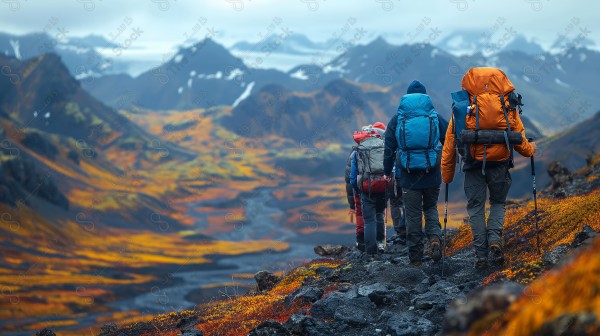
[460,130,523,144]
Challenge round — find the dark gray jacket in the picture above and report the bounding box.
[345,149,356,209]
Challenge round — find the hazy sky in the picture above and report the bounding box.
[1,0,598,60]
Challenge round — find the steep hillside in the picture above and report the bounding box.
[223,78,450,143]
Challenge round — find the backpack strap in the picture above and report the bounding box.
[365,149,373,197]
[450,114,464,171]
[500,94,515,166]
[474,95,480,130]
[481,137,492,176]
[425,116,434,173]
[401,117,408,150]
[428,116,434,149]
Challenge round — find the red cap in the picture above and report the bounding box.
[373,122,386,131]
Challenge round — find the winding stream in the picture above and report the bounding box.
[110,188,317,314]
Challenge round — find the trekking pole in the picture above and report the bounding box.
[442,183,449,277]
[529,138,541,256]
[384,177,389,245]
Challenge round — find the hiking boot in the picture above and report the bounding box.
[394,228,407,244]
[475,258,488,270]
[489,243,505,265]
[377,241,386,253]
[356,242,365,252]
[430,239,442,262]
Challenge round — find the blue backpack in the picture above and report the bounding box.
[395,93,440,173]
[450,89,470,158]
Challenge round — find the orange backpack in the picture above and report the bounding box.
[461,67,523,168]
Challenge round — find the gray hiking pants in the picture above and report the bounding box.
[464,164,512,259]
[403,186,442,261]
[361,193,386,254]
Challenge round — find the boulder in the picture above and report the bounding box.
[310,292,351,319]
[248,321,289,336]
[284,312,332,336]
[443,281,524,333]
[35,329,56,336]
[286,285,324,304]
[254,270,281,292]
[99,323,118,336]
[314,245,350,257]
[333,297,377,326]
[542,244,570,267]
[180,328,204,336]
[357,282,388,297]
[384,312,435,336]
[547,161,573,194]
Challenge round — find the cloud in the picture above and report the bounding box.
[0,0,597,52]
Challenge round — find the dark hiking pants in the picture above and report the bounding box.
[354,194,364,243]
[389,181,406,234]
[464,164,512,259]
[403,185,442,262]
[361,192,386,254]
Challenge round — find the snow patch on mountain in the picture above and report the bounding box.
[290,69,309,80]
[232,81,255,107]
[226,68,244,80]
[9,40,21,60]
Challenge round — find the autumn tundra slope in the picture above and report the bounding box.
[0,53,288,335]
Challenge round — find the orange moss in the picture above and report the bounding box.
[114,259,345,336]
[484,237,600,336]
[193,259,344,336]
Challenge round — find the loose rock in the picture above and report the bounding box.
[255,270,281,291]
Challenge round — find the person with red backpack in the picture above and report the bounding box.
[350,122,389,254]
[383,80,448,266]
[441,67,536,270]
[345,147,365,251]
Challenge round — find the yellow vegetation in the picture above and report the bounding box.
[485,237,600,335]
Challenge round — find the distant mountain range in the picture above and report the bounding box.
[0,32,138,78]
[81,39,340,110]
[78,36,600,134]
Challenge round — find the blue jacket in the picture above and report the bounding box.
[383,80,449,190]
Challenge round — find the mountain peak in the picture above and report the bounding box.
[368,36,390,48]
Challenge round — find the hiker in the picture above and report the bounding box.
[441,67,536,270]
[383,80,448,265]
[345,147,365,251]
[350,122,389,254]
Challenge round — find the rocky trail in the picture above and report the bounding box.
[244,225,598,336]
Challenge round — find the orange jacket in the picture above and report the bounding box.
[441,111,536,184]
